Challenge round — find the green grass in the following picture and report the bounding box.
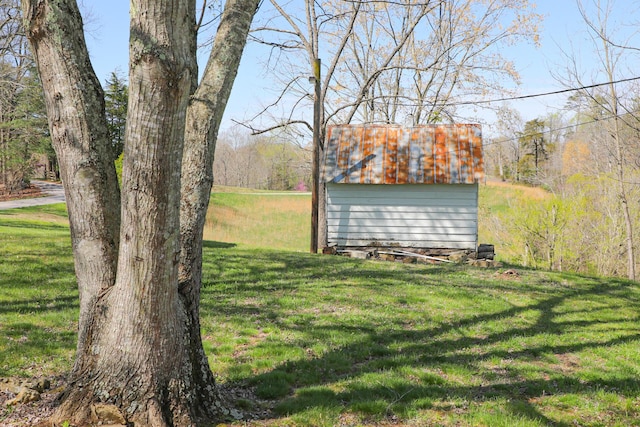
[1,192,640,426]
[199,248,640,426]
[0,204,76,378]
[478,181,551,261]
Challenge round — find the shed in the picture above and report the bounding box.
[322,124,484,250]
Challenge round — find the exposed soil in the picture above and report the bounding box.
[0,185,43,202]
[495,268,521,280]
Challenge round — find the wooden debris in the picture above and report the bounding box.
[378,250,454,263]
[329,245,499,266]
[338,250,371,259]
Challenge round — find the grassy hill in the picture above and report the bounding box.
[1,188,639,426]
[477,181,551,263]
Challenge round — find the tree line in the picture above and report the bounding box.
[483,0,640,281]
[486,103,640,280]
[0,0,51,191]
[213,127,311,191]
[0,60,127,194]
[1,57,308,195]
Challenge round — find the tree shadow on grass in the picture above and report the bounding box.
[0,219,70,232]
[0,295,77,316]
[203,240,237,249]
[201,247,459,292]
[0,299,78,377]
[0,237,78,377]
[200,247,640,425]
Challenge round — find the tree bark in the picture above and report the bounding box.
[179,0,259,415]
[21,0,120,365]
[24,0,257,425]
[46,0,201,424]
[601,23,636,281]
[180,0,260,304]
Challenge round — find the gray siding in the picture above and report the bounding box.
[326,183,478,249]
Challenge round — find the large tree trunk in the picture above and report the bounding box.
[24,0,257,425]
[28,0,202,423]
[21,0,120,366]
[70,0,201,424]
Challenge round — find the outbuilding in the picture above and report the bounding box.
[322,124,484,251]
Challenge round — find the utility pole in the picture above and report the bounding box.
[310,58,321,253]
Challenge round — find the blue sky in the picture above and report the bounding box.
[82,1,639,132]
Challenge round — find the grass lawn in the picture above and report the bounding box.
[1,191,640,426]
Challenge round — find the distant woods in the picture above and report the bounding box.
[0,0,125,191]
[483,96,640,280]
[482,0,640,281]
[212,128,312,191]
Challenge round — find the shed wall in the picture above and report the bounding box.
[326,183,478,250]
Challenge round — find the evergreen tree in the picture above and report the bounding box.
[104,70,128,161]
[518,119,547,183]
[0,66,53,189]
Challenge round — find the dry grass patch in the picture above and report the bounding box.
[484,179,550,200]
[204,192,309,251]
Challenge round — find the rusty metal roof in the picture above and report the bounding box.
[323,124,484,184]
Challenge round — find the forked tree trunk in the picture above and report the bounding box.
[65,0,201,423]
[23,0,257,425]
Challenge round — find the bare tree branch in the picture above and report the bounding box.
[233,118,313,135]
